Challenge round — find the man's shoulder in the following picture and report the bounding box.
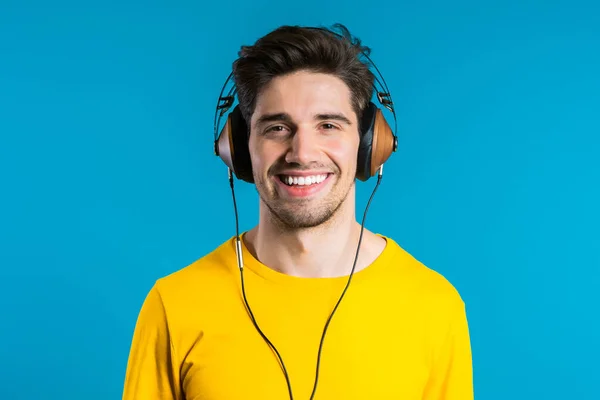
[384,236,466,309]
[152,236,237,298]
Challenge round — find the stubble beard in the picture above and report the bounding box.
[255,174,354,231]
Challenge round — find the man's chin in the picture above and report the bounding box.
[274,213,333,230]
[262,203,329,229]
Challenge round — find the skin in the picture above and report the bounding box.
[243,70,386,278]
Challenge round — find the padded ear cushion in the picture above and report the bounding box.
[356,102,396,181]
[216,105,255,183]
[356,102,377,181]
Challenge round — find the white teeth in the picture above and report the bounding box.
[282,174,327,186]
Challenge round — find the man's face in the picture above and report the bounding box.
[248,70,360,229]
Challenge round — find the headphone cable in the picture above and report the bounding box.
[308,166,383,400]
[228,166,384,400]
[228,169,295,400]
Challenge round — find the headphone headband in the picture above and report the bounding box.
[213,25,399,182]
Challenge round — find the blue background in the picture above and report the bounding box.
[1,0,599,398]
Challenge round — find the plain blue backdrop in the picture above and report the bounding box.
[1,0,599,398]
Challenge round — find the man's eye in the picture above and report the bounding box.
[266,125,287,133]
[322,123,338,130]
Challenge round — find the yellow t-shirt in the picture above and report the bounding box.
[122,234,473,400]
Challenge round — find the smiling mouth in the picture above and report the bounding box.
[277,173,330,186]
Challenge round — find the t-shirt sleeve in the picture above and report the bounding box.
[423,299,474,400]
[122,283,182,400]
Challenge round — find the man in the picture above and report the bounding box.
[122,24,473,400]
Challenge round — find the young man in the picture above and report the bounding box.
[122,24,473,400]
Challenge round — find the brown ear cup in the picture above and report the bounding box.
[370,108,397,176]
[216,102,396,183]
[215,106,254,183]
[216,115,234,170]
[356,102,397,181]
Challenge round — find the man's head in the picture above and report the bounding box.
[232,24,375,229]
[233,25,375,126]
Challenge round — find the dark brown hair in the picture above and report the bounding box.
[232,23,375,127]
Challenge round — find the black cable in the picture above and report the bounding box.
[239,268,295,400]
[308,170,383,400]
[228,167,384,400]
[229,170,295,400]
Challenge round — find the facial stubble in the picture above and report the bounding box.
[255,172,354,231]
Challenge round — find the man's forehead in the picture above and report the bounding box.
[258,71,351,101]
[252,73,355,123]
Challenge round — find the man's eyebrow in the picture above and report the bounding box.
[253,112,353,128]
[315,113,352,125]
[254,113,293,128]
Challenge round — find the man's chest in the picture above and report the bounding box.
[176,300,432,400]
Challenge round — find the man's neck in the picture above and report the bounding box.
[243,201,385,278]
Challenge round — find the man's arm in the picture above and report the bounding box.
[122,284,181,400]
[423,300,474,400]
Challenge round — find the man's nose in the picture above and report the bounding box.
[284,128,320,166]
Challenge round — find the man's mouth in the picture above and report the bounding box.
[277,174,329,187]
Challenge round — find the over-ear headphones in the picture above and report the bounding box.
[213,26,399,183]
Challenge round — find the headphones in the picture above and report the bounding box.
[213,26,399,183]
